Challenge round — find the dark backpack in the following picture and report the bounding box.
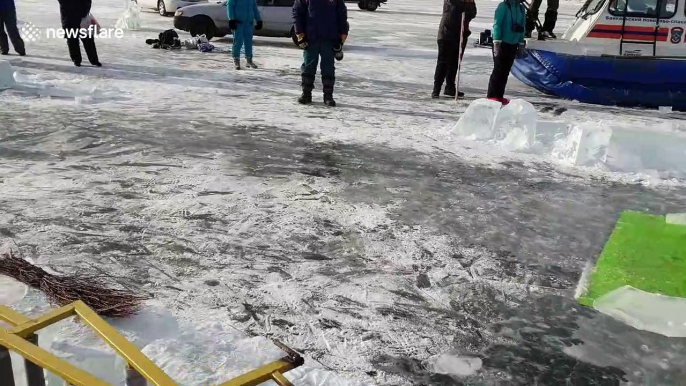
[158,29,178,46]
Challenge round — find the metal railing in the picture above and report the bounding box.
[0,301,303,386]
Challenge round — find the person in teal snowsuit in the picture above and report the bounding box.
[227,0,262,69]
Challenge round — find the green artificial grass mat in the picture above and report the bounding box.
[577,210,686,307]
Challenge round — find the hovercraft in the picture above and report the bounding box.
[511,0,686,110]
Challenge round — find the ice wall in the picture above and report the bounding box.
[594,286,686,338]
[453,99,686,180]
[0,60,16,89]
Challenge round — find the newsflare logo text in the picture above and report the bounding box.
[20,21,124,43]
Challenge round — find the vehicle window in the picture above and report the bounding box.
[609,0,677,18]
[267,0,295,6]
[577,0,606,17]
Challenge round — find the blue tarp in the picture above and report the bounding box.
[511,49,686,110]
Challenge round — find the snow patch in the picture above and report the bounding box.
[432,353,483,376]
[0,275,27,305]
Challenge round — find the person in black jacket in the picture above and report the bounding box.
[433,0,476,99]
[0,0,25,56]
[57,0,100,67]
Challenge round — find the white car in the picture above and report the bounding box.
[173,0,295,40]
[136,0,208,17]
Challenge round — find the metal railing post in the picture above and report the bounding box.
[125,363,147,386]
[24,334,45,386]
[0,344,16,386]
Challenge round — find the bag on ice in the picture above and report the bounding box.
[198,42,215,52]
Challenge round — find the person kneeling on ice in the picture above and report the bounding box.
[432,0,477,99]
[293,0,349,107]
[228,0,262,69]
[487,0,526,105]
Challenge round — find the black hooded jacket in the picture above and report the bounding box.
[437,0,477,41]
[57,0,92,29]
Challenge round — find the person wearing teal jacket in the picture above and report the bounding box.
[487,0,526,104]
[227,0,262,70]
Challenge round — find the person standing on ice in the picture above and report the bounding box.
[432,0,477,99]
[487,0,526,105]
[525,0,558,39]
[227,0,262,70]
[0,0,25,56]
[57,0,100,67]
[293,0,349,107]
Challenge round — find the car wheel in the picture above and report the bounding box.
[367,1,378,11]
[158,0,169,16]
[358,1,365,10]
[189,16,217,40]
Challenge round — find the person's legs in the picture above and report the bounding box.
[244,23,254,60]
[299,40,320,104]
[0,12,9,55]
[433,40,449,97]
[543,0,560,36]
[443,41,460,96]
[66,28,83,66]
[487,43,517,99]
[2,9,25,55]
[81,37,100,65]
[319,39,336,105]
[232,23,245,67]
[526,0,543,37]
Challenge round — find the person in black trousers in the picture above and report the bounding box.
[432,0,477,99]
[526,0,559,39]
[487,0,526,105]
[0,0,25,56]
[57,0,100,67]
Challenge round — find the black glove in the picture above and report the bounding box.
[229,19,238,30]
[296,33,308,49]
[255,20,263,30]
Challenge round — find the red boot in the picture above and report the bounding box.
[487,97,510,105]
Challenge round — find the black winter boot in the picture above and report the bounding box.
[431,83,443,99]
[298,92,312,104]
[324,94,336,107]
[433,61,447,99]
[300,74,315,104]
[543,10,558,38]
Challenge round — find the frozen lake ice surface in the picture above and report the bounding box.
[2,0,686,385]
